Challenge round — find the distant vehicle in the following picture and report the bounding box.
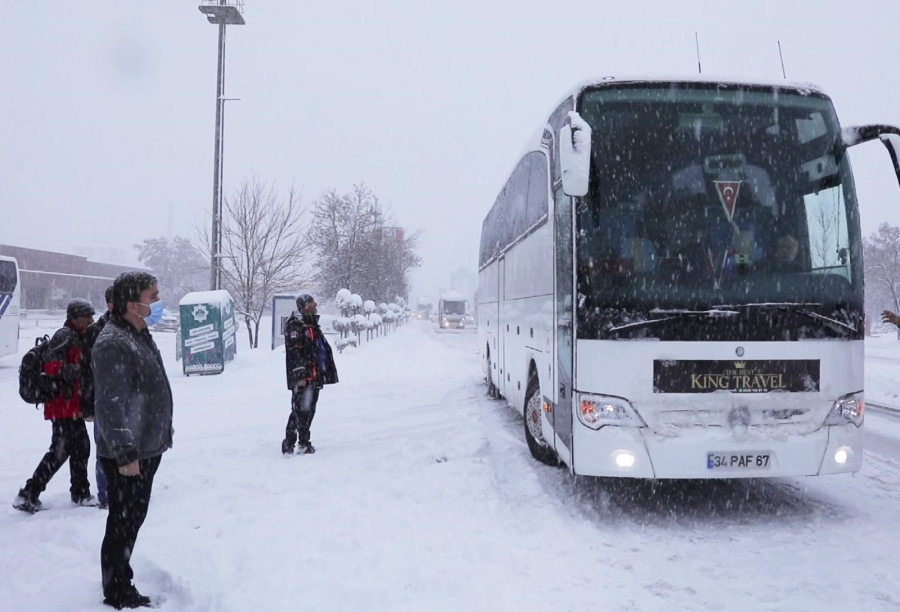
[479,76,897,480]
[317,314,340,336]
[0,256,20,359]
[464,312,476,327]
[153,310,180,333]
[438,292,467,329]
[415,296,433,321]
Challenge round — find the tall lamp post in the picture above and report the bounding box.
[199,0,245,290]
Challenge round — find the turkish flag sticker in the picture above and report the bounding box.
[714,181,742,222]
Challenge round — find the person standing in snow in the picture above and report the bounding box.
[13,298,97,513]
[93,272,173,609]
[82,285,114,510]
[283,294,338,455]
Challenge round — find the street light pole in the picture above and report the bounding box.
[219,95,240,281]
[199,0,245,291]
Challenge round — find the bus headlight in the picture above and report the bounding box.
[614,450,636,468]
[577,394,646,429]
[825,392,864,427]
[833,447,851,465]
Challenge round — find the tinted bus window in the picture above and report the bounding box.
[0,261,16,293]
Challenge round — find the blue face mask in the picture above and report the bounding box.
[138,301,165,326]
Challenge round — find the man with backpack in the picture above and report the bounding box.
[13,298,96,513]
[283,294,338,455]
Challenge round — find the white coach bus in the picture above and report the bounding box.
[478,76,900,479]
[0,256,21,359]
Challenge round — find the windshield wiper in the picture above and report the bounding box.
[607,309,739,334]
[711,303,858,335]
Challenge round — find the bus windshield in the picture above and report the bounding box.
[575,83,863,341]
[442,301,466,315]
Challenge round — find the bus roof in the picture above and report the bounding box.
[558,74,826,103]
[517,74,827,155]
[489,74,831,229]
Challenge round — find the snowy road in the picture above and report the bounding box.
[3,321,900,610]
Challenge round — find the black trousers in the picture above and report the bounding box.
[99,455,161,597]
[24,418,91,501]
[285,385,320,446]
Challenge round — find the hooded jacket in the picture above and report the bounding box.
[284,312,338,390]
[41,320,89,421]
[92,315,174,467]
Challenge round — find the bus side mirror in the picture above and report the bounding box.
[559,111,592,197]
[842,124,900,189]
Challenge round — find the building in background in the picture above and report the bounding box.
[72,242,131,266]
[0,244,146,311]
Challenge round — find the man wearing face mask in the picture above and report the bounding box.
[92,272,173,610]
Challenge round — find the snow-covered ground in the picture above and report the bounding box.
[2,318,900,611]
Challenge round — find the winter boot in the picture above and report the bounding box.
[282,439,294,456]
[13,488,42,513]
[72,493,98,507]
[298,443,316,455]
[103,584,152,609]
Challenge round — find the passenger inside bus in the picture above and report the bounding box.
[756,234,805,274]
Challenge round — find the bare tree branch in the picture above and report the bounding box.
[194,174,312,348]
[307,184,421,303]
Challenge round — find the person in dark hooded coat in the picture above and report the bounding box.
[93,272,173,609]
[13,298,96,513]
[283,294,338,455]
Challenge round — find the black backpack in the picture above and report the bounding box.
[18,335,57,406]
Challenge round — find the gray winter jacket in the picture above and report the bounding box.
[93,315,174,467]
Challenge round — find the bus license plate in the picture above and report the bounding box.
[707,452,771,470]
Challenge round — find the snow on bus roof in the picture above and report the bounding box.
[518,74,826,151]
[441,291,466,302]
[179,289,233,306]
[558,73,824,103]
[517,74,827,155]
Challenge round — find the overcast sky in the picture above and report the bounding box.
[2,0,900,301]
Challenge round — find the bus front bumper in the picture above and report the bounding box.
[571,422,862,479]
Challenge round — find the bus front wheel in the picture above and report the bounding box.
[486,347,499,398]
[524,372,559,466]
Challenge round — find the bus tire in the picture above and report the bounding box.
[486,346,499,398]
[523,371,559,466]
[488,377,499,399]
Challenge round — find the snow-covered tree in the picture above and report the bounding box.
[349,293,363,314]
[307,185,380,298]
[134,236,208,304]
[198,175,311,348]
[306,184,420,303]
[335,289,353,317]
[864,223,900,338]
